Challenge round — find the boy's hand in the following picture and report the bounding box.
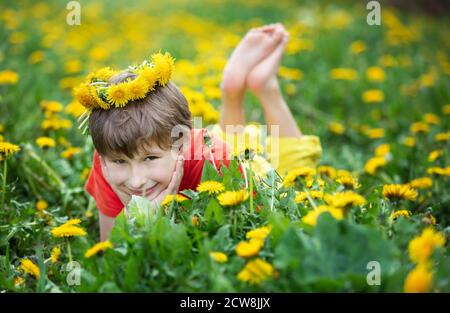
[149,154,185,209]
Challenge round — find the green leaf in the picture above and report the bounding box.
[201,159,222,182]
[204,198,224,224]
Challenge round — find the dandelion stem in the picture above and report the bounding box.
[1,158,7,210]
[24,144,66,190]
[241,159,248,189]
[232,211,237,237]
[67,240,73,263]
[248,160,254,213]
[270,173,275,212]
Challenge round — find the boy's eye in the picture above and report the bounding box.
[113,159,126,164]
[145,156,158,161]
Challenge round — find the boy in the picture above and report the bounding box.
[83,23,321,241]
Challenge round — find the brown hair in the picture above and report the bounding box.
[88,71,192,158]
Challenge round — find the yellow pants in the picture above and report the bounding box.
[210,124,322,178]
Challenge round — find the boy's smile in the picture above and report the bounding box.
[127,182,159,196]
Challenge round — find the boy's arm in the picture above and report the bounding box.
[99,211,115,241]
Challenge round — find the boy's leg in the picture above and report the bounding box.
[247,24,302,139]
[220,26,284,133]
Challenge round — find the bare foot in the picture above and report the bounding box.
[221,27,283,101]
[247,23,289,96]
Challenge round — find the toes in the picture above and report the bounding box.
[259,24,277,34]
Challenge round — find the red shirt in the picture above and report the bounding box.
[85,128,237,217]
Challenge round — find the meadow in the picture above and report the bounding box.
[0,0,449,292]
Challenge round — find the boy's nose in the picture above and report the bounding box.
[127,168,147,190]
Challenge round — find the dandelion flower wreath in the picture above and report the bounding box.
[74,51,175,111]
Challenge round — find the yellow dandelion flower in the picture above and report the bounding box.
[36,199,48,211]
[295,190,324,204]
[61,147,81,159]
[365,128,385,139]
[336,175,361,189]
[51,219,86,238]
[41,118,72,130]
[329,68,358,80]
[51,246,61,263]
[283,167,316,188]
[80,168,90,180]
[161,194,189,207]
[383,184,418,201]
[404,264,433,293]
[29,50,44,64]
[18,259,40,279]
[87,67,116,82]
[390,210,412,221]
[139,66,158,90]
[375,143,390,156]
[64,59,81,73]
[408,228,445,264]
[0,141,20,157]
[318,165,337,179]
[408,177,433,190]
[127,77,149,100]
[85,240,113,258]
[324,191,366,209]
[379,54,397,67]
[403,136,416,147]
[366,66,386,82]
[246,225,272,242]
[423,113,440,125]
[35,137,55,149]
[14,276,24,287]
[107,82,130,107]
[191,215,199,226]
[237,258,275,285]
[284,83,297,96]
[64,218,82,225]
[85,210,94,218]
[362,89,385,103]
[65,100,88,118]
[435,132,450,142]
[328,121,345,134]
[236,239,263,258]
[305,176,325,189]
[217,190,249,206]
[410,122,430,134]
[209,251,228,263]
[0,70,19,84]
[89,47,109,62]
[364,156,387,175]
[278,66,303,80]
[443,104,450,115]
[152,52,175,86]
[74,83,97,109]
[40,100,63,113]
[427,166,450,176]
[428,150,443,162]
[197,180,225,195]
[302,205,344,226]
[350,40,366,54]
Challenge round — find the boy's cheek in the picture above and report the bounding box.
[105,170,128,185]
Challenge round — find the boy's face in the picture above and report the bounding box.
[99,143,182,205]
